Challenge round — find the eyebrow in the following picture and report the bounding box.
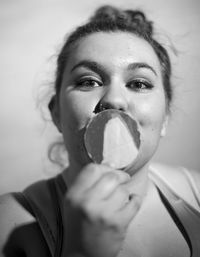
[71,60,157,76]
[127,62,157,76]
[71,60,106,75]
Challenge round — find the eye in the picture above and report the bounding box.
[126,79,154,92]
[75,78,103,91]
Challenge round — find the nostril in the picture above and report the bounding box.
[93,102,107,114]
[93,102,126,114]
[93,103,101,114]
[93,108,98,114]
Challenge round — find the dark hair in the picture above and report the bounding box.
[49,5,172,110]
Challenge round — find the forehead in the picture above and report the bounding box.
[67,32,161,74]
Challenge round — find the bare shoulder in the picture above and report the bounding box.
[186,168,200,191]
[0,190,51,257]
[149,162,200,209]
[150,162,200,187]
[0,192,36,237]
[0,193,36,256]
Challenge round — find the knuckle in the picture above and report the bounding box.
[83,163,97,175]
[130,196,141,210]
[116,186,129,198]
[65,189,76,202]
[66,190,90,209]
[82,201,102,222]
[99,211,115,226]
[83,199,93,213]
[103,173,120,190]
[66,192,81,207]
[106,216,124,231]
[99,211,124,231]
[105,172,119,182]
[82,198,98,216]
[109,172,125,185]
[115,170,130,181]
[113,187,130,206]
[84,163,103,177]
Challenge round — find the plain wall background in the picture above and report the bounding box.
[0,0,200,194]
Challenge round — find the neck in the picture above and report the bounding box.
[123,162,151,199]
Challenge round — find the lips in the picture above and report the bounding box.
[84,109,140,170]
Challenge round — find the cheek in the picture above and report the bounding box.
[136,98,166,135]
[133,96,167,165]
[59,90,98,132]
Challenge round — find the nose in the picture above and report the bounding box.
[97,82,128,112]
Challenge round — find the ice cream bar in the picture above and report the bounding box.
[84,110,140,170]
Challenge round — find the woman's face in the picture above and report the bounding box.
[57,32,168,173]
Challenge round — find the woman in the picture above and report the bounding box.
[0,5,200,257]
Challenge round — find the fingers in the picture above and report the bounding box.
[84,191,141,230]
[66,163,133,228]
[67,164,111,194]
[104,186,130,211]
[66,164,110,200]
[96,188,139,221]
[65,163,141,232]
[115,194,141,226]
[86,170,130,200]
[67,163,130,203]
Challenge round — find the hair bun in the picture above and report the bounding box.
[90,5,153,37]
[90,6,121,22]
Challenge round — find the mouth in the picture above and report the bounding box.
[84,109,141,170]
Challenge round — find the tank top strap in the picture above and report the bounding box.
[21,189,56,256]
[181,167,200,208]
[149,168,200,257]
[47,176,64,257]
[21,175,65,257]
[55,173,67,195]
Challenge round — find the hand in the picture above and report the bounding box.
[64,163,141,257]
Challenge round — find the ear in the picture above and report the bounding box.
[48,95,62,133]
[160,115,169,137]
